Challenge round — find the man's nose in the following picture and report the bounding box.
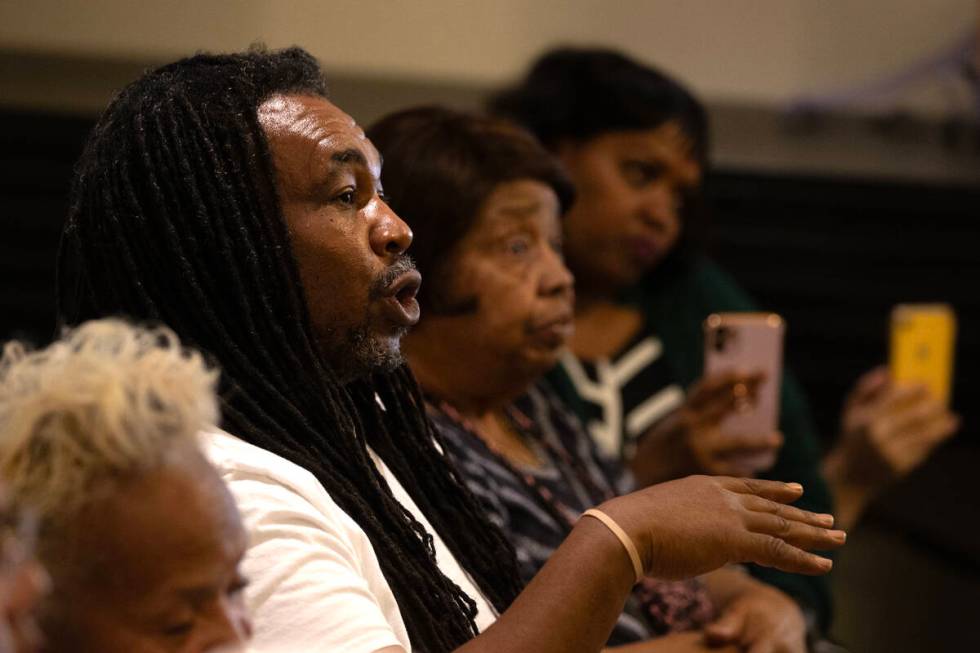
[368,198,413,259]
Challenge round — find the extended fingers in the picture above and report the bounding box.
[740,494,835,528]
[740,533,834,575]
[718,476,805,503]
[744,511,846,551]
[740,494,844,550]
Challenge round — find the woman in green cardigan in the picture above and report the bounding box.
[491,47,959,639]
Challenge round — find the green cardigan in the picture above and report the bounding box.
[548,255,834,630]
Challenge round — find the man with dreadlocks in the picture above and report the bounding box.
[56,47,844,653]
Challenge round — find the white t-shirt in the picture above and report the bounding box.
[201,429,497,653]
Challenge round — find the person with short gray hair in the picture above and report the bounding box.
[0,319,252,653]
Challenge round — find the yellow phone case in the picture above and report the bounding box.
[889,304,956,406]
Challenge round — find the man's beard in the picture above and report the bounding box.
[324,256,416,383]
[343,323,407,379]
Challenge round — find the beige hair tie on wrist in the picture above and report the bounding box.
[580,508,644,583]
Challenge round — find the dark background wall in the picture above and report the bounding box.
[2,87,979,651]
[704,169,980,652]
[706,164,980,652]
[0,109,89,344]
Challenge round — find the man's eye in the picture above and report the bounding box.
[334,189,357,206]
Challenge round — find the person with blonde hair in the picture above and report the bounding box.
[0,319,252,653]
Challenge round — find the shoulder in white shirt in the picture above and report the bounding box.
[201,429,497,653]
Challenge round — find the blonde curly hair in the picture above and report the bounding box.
[0,319,218,517]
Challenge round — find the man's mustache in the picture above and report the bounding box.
[369,255,418,299]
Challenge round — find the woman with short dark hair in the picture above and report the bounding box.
[490,46,959,641]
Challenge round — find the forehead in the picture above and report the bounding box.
[74,456,245,596]
[603,122,701,182]
[481,179,559,216]
[470,179,561,235]
[257,93,381,180]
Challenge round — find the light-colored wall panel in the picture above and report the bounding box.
[1,0,975,108]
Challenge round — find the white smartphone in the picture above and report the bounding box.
[703,312,785,437]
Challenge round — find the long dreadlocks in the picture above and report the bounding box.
[56,46,523,652]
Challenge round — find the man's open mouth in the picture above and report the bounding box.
[379,268,422,326]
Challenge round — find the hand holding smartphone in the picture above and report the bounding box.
[703,312,785,438]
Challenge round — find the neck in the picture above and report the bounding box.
[566,266,621,315]
[404,329,531,418]
[573,284,620,315]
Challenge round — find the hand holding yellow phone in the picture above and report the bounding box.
[889,304,956,406]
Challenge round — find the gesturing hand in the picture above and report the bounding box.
[600,476,843,581]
